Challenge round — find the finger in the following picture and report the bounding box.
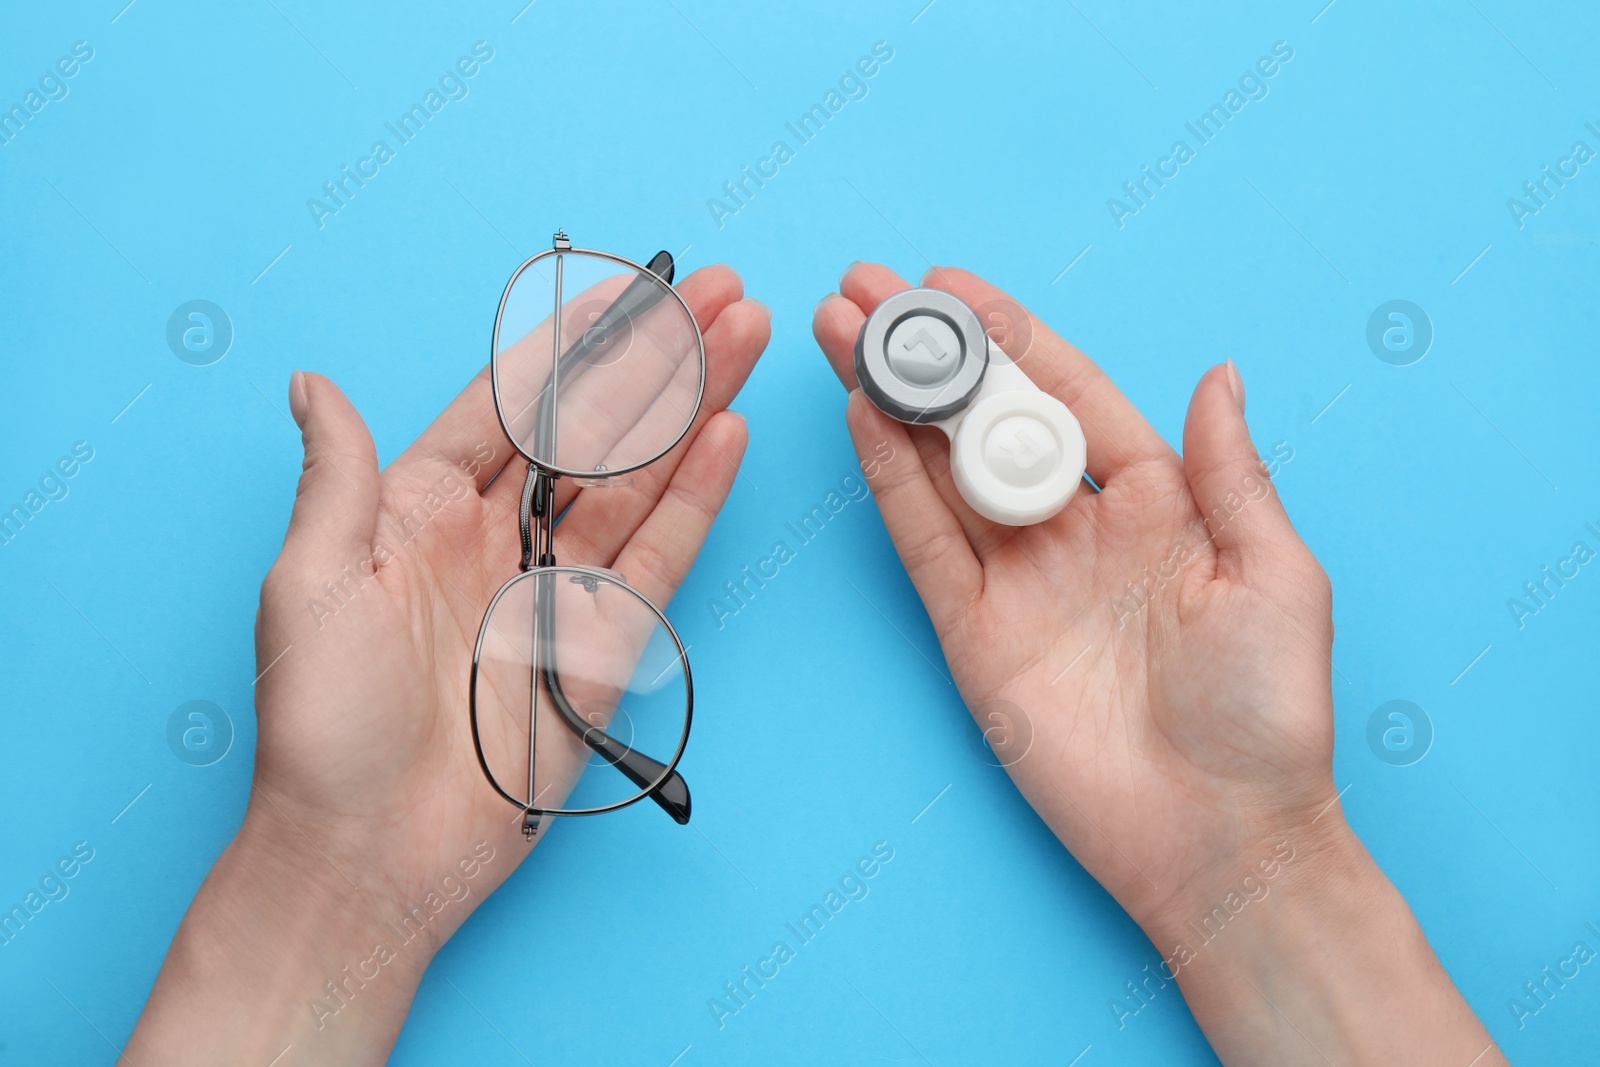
[812,291,862,389]
[485,265,747,520]
[281,371,380,566]
[813,269,1007,553]
[846,391,982,631]
[840,260,916,319]
[402,269,637,492]
[482,271,637,481]
[563,338,701,480]
[514,280,700,476]
[554,297,770,567]
[612,410,748,607]
[543,263,745,505]
[402,263,744,496]
[673,264,746,333]
[1181,361,1298,578]
[918,265,1177,486]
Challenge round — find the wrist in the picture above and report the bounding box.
[231,805,445,989]
[1138,804,1363,954]
[127,808,435,1066]
[1132,814,1502,1066]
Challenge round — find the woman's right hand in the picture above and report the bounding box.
[813,261,1504,1066]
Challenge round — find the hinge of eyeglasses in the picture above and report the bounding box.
[552,229,570,251]
[531,470,551,517]
[522,810,542,839]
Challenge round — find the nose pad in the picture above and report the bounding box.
[855,288,989,423]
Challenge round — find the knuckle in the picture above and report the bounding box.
[628,534,680,594]
[1291,553,1333,610]
[897,529,960,575]
[556,529,603,567]
[259,560,301,608]
[663,482,719,528]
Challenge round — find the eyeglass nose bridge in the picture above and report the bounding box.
[518,462,555,573]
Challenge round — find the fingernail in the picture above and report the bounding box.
[840,260,863,286]
[747,298,772,319]
[814,291,839,315]
[920,265,942,286]
[1224,359,1245,412]
[289,370,309,429]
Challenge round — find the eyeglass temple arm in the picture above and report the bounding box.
[551,250,676,388]
[538,660,692,824]
[537,582,691,824]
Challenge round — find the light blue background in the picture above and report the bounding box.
[3,1,1599,1063]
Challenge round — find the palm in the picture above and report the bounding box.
[814,264,1335,933]
[256,475,520,885]
[248,265,769,925]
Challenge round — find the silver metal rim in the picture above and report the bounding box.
[490,246,708,478]
[469,564,694,818]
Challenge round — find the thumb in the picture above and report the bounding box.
[1181,361,1298,579]
[282,370,380,568]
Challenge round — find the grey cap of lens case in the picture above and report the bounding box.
[854,287,1088,526]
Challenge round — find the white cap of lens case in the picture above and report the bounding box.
[854,288,1087,526]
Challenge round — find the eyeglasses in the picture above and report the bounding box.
[470,230,704,839]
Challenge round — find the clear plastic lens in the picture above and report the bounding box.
[472,567,690,814]
[494,250,702,476]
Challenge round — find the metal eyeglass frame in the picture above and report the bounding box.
[469,230,705,839]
